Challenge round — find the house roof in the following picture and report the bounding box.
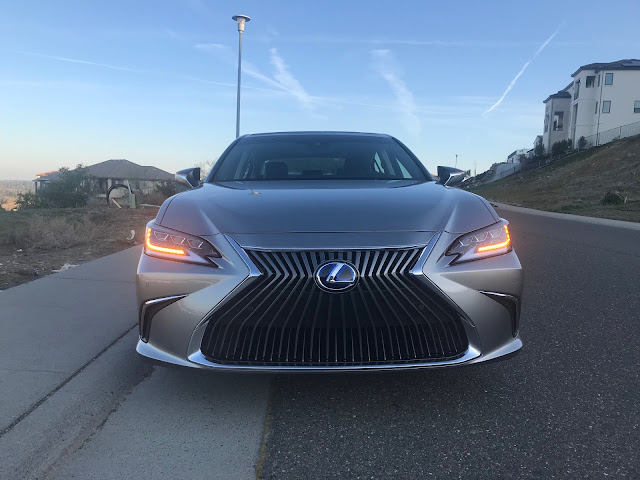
[34,159,174,183]
[85,159,174,181]
[35,170,59,178]
[571,59,640,77]
[34,171,62,182]
[543,90,572,103]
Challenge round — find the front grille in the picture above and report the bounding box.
[200,249,468,366]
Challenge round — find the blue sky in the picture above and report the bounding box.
[1,0,639,180]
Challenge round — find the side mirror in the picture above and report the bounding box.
[176,167,201,189]
[436,166,465,187]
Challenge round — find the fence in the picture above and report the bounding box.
[493,163,521,180]
[581,119,640,148]
[487,119,640,184]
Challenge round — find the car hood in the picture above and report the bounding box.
[158,180,499,237]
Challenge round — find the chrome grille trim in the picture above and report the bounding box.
[199,242,469,367]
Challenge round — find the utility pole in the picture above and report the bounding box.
[455,154,458,168]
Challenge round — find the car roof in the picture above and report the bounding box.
[241,131,393,139]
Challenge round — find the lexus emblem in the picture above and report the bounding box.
[314,261,359,292]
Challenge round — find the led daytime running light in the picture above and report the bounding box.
[146,228,186,256]
[476,225,511,253]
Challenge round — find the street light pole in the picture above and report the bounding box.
[232,15,250,139]
[455,154,458,168]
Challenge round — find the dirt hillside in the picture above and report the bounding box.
[470,135,640,222]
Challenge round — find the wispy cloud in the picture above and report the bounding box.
[183,75,285,94]
[484,28,560,115]
[241,61,287,91]
[371,49,421,137]
[0,79,108,89]
[9,49,283,94]
[194,43,226,51]
[280,36,556,48]
[192,42,282,90]
[193,43,317,111]
[268,48,314,111]
[11,50,145,73]
[278,35,607,49]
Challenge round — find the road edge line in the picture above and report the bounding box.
[491,202,640,230]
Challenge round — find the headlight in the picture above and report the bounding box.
[144,223,221,266]
[446,220,512,264]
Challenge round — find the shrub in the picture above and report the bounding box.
[151,181,188,201]
[551,140,571,157]
[15,191,49,209]
[578,136,587,151]
[16,165,97,210]
[37,165,97,208]
[602,191,625,205]
[153,181,178,198]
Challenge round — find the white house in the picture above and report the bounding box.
[506,149,528,163]
[542,85,572,152]
[542,59,640,149]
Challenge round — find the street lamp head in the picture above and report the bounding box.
[232,14,250,32]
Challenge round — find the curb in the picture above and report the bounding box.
[491,202,640,231]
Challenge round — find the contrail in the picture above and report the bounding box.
[269,48,315,111]
[485,28,559,114]
[11,50,146,73]
[371,49,421,137]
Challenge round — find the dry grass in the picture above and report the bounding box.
[0,206,157,251]
[15,214,102,250]
[0,206,159,289]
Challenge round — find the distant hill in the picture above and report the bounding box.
[469,135,640,223]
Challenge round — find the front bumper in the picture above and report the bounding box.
[136,231,523,371]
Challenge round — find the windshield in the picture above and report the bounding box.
[210,134,430,182]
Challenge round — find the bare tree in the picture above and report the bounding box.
[193,158,219,179]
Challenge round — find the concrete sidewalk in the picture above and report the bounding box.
[0,246,142,434]
[0,245,270,480]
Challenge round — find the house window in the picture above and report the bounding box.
[605,73,613,85]
[635,101,640,113]
[595,102,598,114]
[602,101,611,113]
[597,74,600,87]
[553,111,564,131]
[586,76,595,87]
[573,80,580,100]
[544,113,549,132]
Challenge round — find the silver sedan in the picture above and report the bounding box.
[136,132,523,371]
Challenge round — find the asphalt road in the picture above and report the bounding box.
[261,207,640,479]
[1,206,639,479]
